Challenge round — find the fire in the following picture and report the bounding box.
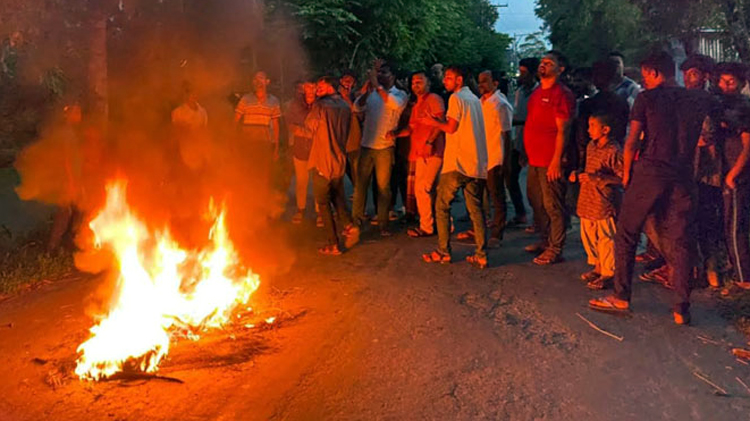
[75,180,260,380]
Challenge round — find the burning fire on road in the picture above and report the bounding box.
[74,179,261,381]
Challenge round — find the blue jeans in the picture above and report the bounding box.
[435,171,487,258]
[352,147,394,229]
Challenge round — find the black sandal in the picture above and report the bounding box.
[407,227,434,238]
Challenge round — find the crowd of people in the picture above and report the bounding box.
[51,47,750,327]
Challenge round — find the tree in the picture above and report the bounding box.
[517,32,548,59]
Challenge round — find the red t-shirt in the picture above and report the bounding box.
[408,93,446,160]
[524,82,575,167]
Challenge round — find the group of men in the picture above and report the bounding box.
[224,48,750,326]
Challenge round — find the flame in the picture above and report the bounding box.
[75,180,260,380]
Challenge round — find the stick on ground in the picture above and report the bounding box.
[576,312,624,342]
[693,371,729,396]
[737,377,750,396]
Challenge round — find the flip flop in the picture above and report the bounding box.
[466,254,487,269]
[588,296,630,314]
[318,244,342,256]
[408,227,434,238]
[422,250,451,264]
[456,230,474,241]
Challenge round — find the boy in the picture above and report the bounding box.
[569,113,623,290]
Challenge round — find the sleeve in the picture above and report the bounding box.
[428,94,446,119]
[386,89,408,111]
[446,94,461,122]
[630,93,647,124]
[271,97,282,119]
[499,101,513,132]
[609,147,624,179]
[353,94,366,113]
[234,96,246,116]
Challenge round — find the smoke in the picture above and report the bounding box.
[12,1,309,288]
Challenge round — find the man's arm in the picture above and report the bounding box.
[727,131,750,189]
[622,120,643,188]
[546,116,571,181]
[422,116,459,134]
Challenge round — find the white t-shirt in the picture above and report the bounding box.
[354,86,408,150]
[172,103,208,130]
[443,86,488,179]
[481,90,513,170]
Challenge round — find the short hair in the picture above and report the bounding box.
[481,69,504,83]
[410,70,429,82]
[340,69,357,80]
[680,54,716,74]
[445,65,468,80]
[317,75,339,90]
[519,57,540,73]
[639,51,675,79]
[715,62,748,85]
[590,112,616,130]
[591,60,619,90]
[545,50,569,70]
[608,51,625,60]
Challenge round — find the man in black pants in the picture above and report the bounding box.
[589,51,710,325]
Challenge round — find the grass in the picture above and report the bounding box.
[0,227,75,295]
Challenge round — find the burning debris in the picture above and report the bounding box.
[74,180,260,381]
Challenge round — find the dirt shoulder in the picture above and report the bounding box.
[0,224,749,421]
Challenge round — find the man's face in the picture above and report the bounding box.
[316,80,333,97]
[303,82,317,104]
[377,66,394,87]
[518,65,532,84]
[478,71,496,96]
[443,69,460,93]
[340,75,356,90]
[538,55,562,79]
[253,72,270,91]
[683,68,707,90]
[640,67,661,90]
[411,73,429,96]
[431,64,444,82]
[610,56,625,78]
[718,74,743,95]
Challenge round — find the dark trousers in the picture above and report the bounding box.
[527,166,566,254]
[724,182,750,282]
[487,165,507,240]
[505,148,527,218]
[391,151,409,211]
[697,184,725,274]
[436,171,487,258]
[352,147,394,229]
[614,173,695,313]
[313,172,352,246]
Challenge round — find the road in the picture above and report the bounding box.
[0,216,749,420]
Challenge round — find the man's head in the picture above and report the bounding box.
[340,70,357,91]
[715,62,748,95]
[608,51,625,80]
[588,113,613,142]
[316,75,337,97]
[303,81,317,104]
[377,61,396,88]
[639,51,675,90]
[591,59,619,91]
[410,71,430,96]
[431,63,445,82]
[253,71,271,93]
[680,54,715,90]
[538,50,567,81]
[443,66,467,93]
[182,81,198,107]
[518,57,540,86]
[478,70,499,96]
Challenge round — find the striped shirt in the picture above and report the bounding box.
[235,93,282,142]
[576,139,623,220]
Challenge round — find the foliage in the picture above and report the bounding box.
[0,227,74,294]
[516,32,548,60]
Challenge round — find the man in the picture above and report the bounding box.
[478,70,514,247]
[421,66,489,268]
[589,51,711,325]
[286,80,317,224]
[609,51,641,107]
[352,60,408,235]
[234,71,282,157]
[392,71,445,238]
[305,76,356,255]
[714,62,750,291]
[510,57,539,227]
[338,70,363,191]
[524,51,575,265]
[172,84,208,131]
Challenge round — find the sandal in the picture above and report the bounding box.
[466,254,487,269]
[456,230,474,241]
[533,250,563,265]
[588,295,630,314]
[318,244,342,256]
[422,250,451,264]
[587,276,612,291]
[408,227,434,238]
[580,270,600,282]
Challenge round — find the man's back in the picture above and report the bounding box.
[443,86,487,179]
[307,95,351,180]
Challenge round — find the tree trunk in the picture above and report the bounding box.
[722,0,750,62]
[88,17,108,123]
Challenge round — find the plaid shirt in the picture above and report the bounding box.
[576,140,623,220]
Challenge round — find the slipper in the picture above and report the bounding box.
[466,254,487,269]
[524,242,546,254]
[456,230,474,240]
[588,296,630,314]
[318,244,342,256]
[580,270,600,282]
[408,227,434,238]
[422,250,451,264]
[587,276,612,291]
[533,250,563,265]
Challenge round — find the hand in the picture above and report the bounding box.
[338,85,349,97]
[419,117,439,127]
[360,80,371,95]
[373,58,385,71]
[546,159,562,182]
[726,172,738,190]
[568,171,577,183]
[577,173,590,183]
[420,143,434,157]
[622,171,631,189]
[386,130,397,141]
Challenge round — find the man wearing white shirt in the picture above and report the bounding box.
[479,70,514,247]
[421,66,489,268]
[351,60,408,235]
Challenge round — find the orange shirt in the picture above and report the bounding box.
[408,93,445,160]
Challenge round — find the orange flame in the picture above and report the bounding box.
[75,180,260,380]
